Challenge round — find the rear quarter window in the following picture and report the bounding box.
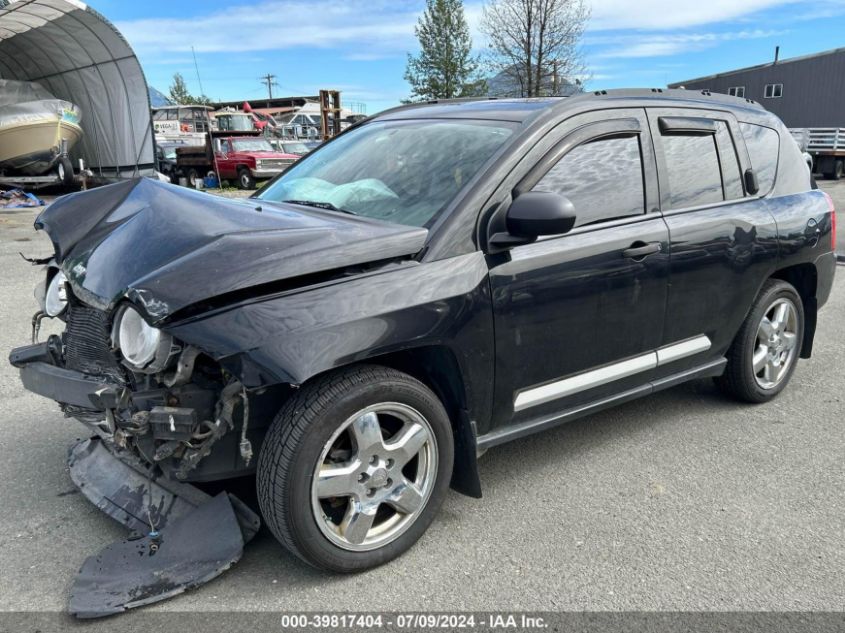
[739,123,779,195]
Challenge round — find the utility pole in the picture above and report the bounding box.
[260,73,278,100]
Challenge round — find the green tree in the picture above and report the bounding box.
[481,0,589,97]
[404,0,486,101]
[168,72,213,105]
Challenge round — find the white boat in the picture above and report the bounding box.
[0,79,83,176]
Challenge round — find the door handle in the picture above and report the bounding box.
[622,241,662,260]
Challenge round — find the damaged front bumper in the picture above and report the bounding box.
[66,436,260,618]
[12,342,114,409]
[10,335,264,618]
[67,436,260,540]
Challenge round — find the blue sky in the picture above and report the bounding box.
[90,0,845,114]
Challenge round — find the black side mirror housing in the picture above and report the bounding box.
[506,191,577,238]
[744,168,760,195]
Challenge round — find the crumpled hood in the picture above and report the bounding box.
[36,178,428,323]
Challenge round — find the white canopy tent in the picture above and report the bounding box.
[0,0,154,179]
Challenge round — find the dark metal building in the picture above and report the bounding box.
[668,47,845,128]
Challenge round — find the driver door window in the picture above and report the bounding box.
[532,135,646,228]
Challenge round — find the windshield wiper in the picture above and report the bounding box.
[282,200,357,215]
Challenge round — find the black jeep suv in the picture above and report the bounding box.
[10,90,836,574]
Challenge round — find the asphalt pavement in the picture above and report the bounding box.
[0,182,843,628]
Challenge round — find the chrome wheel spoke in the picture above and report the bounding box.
[316,462,361,499]
[386,421,429,467]
[386,479,424,515]
[349,411,385,454]
[764,360,777,383]
[752,346,768,374]
[772,303,789,331]
[340,501,378,545]
[781,331,797,350]
[758,317,775,339]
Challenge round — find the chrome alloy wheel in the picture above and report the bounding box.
[753,297,799,389]
[310,403,438,551]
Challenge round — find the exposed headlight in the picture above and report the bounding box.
[44,270,68,317]
[114,305,167,369]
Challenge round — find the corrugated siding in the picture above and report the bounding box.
[669,50,845,128]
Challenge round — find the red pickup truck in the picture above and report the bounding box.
[176,133,299,189]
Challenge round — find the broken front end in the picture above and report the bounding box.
[11,275,260,484]
[10,266,264,617]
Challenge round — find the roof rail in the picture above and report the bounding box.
[583,87,763,110]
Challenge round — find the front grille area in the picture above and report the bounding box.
[64,304,126,384]
[259,158,295,169]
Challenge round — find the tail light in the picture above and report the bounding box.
[823,191,836,250]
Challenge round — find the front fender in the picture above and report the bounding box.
[165,252,494,427]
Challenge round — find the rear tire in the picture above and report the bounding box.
[257,365,454,572]
[237,168,256,190]
[834,160,844,181]
[715,279,804,403]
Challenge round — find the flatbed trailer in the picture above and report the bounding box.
[0,170,88,190]
[790,128,845,180]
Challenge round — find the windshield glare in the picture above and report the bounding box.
[283,142,309,154]
[233,139,275,152]
[258,119,516,227]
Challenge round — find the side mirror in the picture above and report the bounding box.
[744,168,759,195]
[506,191,577,238]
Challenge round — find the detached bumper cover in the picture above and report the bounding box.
[70,492,245,618]
[20,362,111,409]
[66,437,260,618]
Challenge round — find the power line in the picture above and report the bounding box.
[191,46,205,97]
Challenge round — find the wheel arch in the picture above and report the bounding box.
[298,345,483,499]
[769,263,818,358]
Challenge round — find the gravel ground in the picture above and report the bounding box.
[0,182,843,629]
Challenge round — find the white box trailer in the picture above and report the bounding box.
[790,128,845,180]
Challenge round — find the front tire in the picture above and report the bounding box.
[237,167,256,190]
[257,365,454,572]
[716,279,804,403]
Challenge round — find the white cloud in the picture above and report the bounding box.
[588,0,799,30]
[117,0,421,56]
[594,29,787,58]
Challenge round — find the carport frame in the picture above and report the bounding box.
[0,0,155,180]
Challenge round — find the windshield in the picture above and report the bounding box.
[218,114,254,132]
[232,139,275,152]
[258,119,515,227]
[282,142,310,155]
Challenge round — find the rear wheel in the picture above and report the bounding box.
[237,168,256,190]
[257,365,454,572]
[835,160,844,181]
[716,279,804,403]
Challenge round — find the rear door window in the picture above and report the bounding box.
[532,135,645,227]
[739,122,779,195]
[660,134,723,209]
